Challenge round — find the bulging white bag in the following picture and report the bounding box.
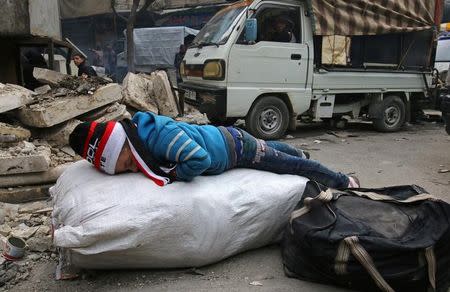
[51,161,307,269]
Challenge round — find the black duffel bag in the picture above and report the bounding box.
[282,182,450,292]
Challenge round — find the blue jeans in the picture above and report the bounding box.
[233,129,349,188]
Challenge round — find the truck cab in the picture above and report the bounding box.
[180,0,436,139]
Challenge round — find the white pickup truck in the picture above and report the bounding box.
[179,0,439,139]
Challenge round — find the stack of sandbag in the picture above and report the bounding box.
[51,161,308,270]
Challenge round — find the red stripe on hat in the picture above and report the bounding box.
[130,151,166,187]
[82,122,98,158]
[94,121,116,170]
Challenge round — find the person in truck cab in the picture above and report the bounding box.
[269,15,296,43]
[69,112,360,189]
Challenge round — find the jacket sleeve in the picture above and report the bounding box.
[162,126,211,181]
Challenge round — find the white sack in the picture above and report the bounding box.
[51,161,307,269]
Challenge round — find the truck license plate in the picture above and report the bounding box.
[184,90,196,100]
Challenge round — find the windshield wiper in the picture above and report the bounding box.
[191,41,220,48]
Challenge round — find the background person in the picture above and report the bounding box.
[72,53,97,78]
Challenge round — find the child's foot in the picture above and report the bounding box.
[348,176,360,188]
[303,151,310,159]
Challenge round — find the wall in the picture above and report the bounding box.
[29,0,61,40]
[0,0,61,39]
[0,0,30,36]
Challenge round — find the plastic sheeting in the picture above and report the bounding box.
[133,26,199,70]
[59,0,112,19]
[308,0,442,36]
[51,161,307,269]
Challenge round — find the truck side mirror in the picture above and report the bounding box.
[245,18,257,43]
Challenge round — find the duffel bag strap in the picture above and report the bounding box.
[348,190,438,204]
[425,246,436,291]
[289,189,334,233]
[344,236,395,292]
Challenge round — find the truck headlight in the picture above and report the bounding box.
[180,61,186,77]
[203,60,225,80]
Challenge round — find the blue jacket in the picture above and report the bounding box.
[132,112,231,181]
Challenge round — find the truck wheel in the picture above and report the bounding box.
[373,96,406,132]
[246,96,289,139]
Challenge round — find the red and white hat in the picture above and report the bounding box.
[69,120,173,186]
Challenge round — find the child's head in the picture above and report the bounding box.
[69,121,138,175]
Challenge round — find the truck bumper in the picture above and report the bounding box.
[179,82,227,123]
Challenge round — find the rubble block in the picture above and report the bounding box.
[34,85,51,95]
[0,184,52,204]
[0,122,31,145]
[152,71,179,118]
[0,163,69,188]
[0,142,51,175]
[79,102,131,123]
[0,83,35,114]
[122,72,158,113]
[17,83,122,128]
[33,68,67,86]
[35,119,81,147]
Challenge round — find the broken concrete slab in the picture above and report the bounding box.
[0,83,35,114]
[0,224,11,236]
[33,68,67,86]
[122,72,158,113]
[79,102,131,123]
[11,223,39,239]
[19,201,49,214]
[33,119,81,147]
[17,83,122,128]
[34,85,51,95]
[27,235,52,252]
[0,122,31,145]
[0,142,51,175]
[152,71,179,118]
[0,184,52,204]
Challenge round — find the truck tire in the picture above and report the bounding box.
[373,96,406,132]
[246,96,289,140]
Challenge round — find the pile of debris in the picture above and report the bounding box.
[0,201,56,288]
[0,68,208,203]
[0,67,209,288]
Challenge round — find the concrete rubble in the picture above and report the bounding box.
[0,200,55,289]
[0,83,35,114]
[17,83,122,128]
[0,67,211,289]
[32,68,67,86]
[0,123,31,146]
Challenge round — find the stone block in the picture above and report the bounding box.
[11,223,39,239]
[0,122,31,145]
[34,84,51,95]
[0,83,34,114]
[27,235,53,252]
[0,142,50,175]
[34,119,81,147]
[152,71,179,117]
[17,83,122,128]
[33,67,67,86]
[0,224,11,237]
[79,102,131,123]
[122,72,158,113]
[0,184,52,204]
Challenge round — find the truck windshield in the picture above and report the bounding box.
[191,6,246,47]
[436,38,450,62]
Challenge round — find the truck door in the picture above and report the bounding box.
[227,3,310,118]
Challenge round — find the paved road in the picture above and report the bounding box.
[13,122,450,291]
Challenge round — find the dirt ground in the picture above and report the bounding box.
[9,121,450,292]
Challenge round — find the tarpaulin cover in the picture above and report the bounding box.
[133,26,199,69]
[309,0,443,36]
[51,161,307,269]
